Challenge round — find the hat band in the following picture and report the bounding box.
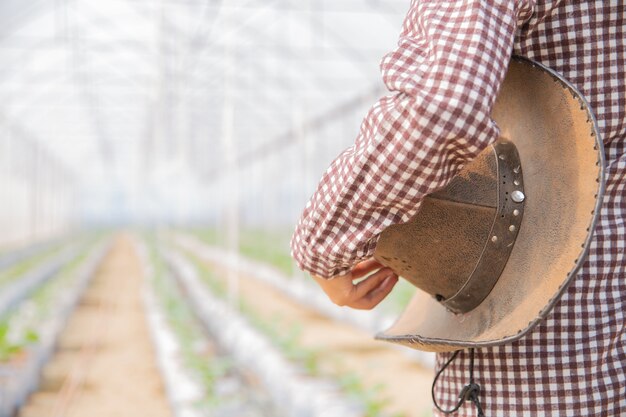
[441,140,525,314]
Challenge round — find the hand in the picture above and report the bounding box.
[313,259,399,310]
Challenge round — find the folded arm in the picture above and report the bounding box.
[291,1,534,297]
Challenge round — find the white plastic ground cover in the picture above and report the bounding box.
[135,241,205,417]
[0,241,109,417]
[165,250,364,417]
[0,236,68,272]
[174,233,436,368]
[0,242,82,320]
[0,238,63,271]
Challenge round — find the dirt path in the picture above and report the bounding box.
[19,236,172,417]
[199,260,435,417]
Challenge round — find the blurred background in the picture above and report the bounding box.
[0,1,437,416]
[0,0,411,240]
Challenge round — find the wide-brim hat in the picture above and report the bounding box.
[373,57,605,352]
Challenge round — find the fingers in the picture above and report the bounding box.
[351,258,385,279]
[365,274,398,303]
[352,274,398,310]
[313,260,398,310]
[354,267,394,298]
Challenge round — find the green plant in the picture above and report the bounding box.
[192,228,295,276]
[0,244,65,288]
[0,322,38,362]
[0,243,94,364]
[146,240,234,406]
[337,373,393,417]
[187,254,227,297]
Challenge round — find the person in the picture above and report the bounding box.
[291,1,625,416]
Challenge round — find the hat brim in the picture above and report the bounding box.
[375,57,605,352]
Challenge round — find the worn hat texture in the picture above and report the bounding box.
[373,57,605,352]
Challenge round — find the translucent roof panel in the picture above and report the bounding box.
[0,0,409,228]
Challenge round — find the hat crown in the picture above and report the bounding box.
[375,140,524,313]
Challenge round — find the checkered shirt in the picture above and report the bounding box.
[291,1,625,415]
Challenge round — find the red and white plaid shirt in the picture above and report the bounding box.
[291,0,625,415]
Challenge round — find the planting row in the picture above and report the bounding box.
[0,236,108,417]
[174,231,435,369]
[155,234,434,417]
[141,239,280,417]
[142,235,367,417]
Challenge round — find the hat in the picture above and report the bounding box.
[373,57,605,352]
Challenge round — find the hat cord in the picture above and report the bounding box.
[432,348,485,417]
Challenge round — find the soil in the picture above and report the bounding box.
[18,236,172,417]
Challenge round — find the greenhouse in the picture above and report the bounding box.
[3,0,625,416]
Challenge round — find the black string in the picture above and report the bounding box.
[432,348,486,417]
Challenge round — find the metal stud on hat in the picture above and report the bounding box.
[511,190,525,203]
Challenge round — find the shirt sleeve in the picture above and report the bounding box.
[291,0,535,279]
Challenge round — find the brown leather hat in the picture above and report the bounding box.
[373,57,605,352]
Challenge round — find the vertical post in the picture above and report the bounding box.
[222,12,239,309]
[0,127,8,247]
[30,141,41,244]
[222,104,239,309]
[294,104,309,280]
[40,153,48,240]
